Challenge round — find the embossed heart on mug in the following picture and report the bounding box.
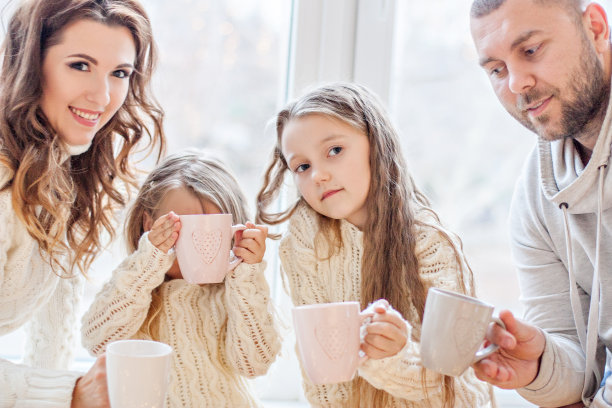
[453,317,487,357]
[192,229,222,264]
[315,321,350,360]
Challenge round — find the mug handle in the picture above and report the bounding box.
[228,224,247,271]
[472,316,506,363]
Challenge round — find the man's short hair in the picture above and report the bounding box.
[470,0,583,19]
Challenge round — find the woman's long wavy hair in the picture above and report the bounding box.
[257,83,474,407]
[0,0,165,276]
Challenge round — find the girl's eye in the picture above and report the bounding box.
[295,163,310,173]
[329,146,342,156]
[113,69,131,79]
[70,62,89,72]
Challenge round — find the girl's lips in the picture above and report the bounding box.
[322,189,342,200]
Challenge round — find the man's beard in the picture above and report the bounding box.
[510,37,609,141]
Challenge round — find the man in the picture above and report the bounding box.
[469,0,612,406]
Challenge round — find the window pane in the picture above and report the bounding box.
[390,0,531,315]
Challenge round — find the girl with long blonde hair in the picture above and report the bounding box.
[0,0,164,406]
[82,150,281,407]
[257,82,493,407]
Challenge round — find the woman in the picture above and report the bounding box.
[0,0,164,406]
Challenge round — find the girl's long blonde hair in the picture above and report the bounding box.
[257,82,474,407]
[0,0,165,276]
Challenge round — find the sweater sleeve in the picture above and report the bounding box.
[510,170,589,406]
[81,233,175,355]
[24,273,83,370]
[0,358,81,408]
[223,261,281,378]
[357,221,491,405]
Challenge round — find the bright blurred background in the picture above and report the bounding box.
[3,0,611,406]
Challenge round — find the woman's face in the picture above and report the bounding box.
[40,19,136,149]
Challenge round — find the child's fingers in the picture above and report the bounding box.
[361,340,387,359]
[363,330,400,352]
[365,321,406,343]
[241,228,267,246]
[371,307,407,331]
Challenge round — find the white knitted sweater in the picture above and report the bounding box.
[0,165,83,407]
[279,204,494,408]
[81,233,281,408]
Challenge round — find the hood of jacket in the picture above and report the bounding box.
[538,94,612,214]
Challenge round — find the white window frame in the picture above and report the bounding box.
[286,0,397,104]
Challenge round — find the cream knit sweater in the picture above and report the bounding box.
[0,165,83,407]
[279,204,494,408]
[81,233,281,408]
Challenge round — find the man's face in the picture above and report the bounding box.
[470,0,608,141]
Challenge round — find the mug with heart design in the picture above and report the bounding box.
[175,214,246,284]
[292,301,367,385]
[420,287,506,377]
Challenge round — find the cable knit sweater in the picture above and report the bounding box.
[0,165,83,407]
[81,233,281,408]
[279,204,494,408]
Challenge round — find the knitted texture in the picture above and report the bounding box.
[0,165,83,407]
[279,204,494,408]
[82,233,281,408]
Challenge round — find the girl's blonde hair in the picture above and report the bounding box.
[0,0,165,276]
[125,149,250,253]
[257,82,474,407]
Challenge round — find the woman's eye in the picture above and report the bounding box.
[329,146,342,156]
[70,62,89,72]
[113,69,131,79]
[295,163,310,173]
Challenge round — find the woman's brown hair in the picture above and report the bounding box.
[0,0,165,275]
[257,82,474,407]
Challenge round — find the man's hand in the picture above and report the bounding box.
[472,309,546,389]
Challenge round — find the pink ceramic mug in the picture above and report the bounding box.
[175,214,246,284]
[292,301,367,385]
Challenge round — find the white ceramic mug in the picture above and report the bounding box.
[175,214,246,284]
[292,301,367,385]
[106,339,172,408]
[420,287,505,377]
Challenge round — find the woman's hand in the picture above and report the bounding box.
[232,222,268,264]
[71,354,110,408]
[361,299,408,359]
[148,211,181,253]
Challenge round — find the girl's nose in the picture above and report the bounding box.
[312,167,331,183]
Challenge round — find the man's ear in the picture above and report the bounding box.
[143,212,153,232]
[583,3,610,55]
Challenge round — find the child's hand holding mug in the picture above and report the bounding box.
[360,299,409,360]
[232,222,268,264]
[147,211,181,253]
